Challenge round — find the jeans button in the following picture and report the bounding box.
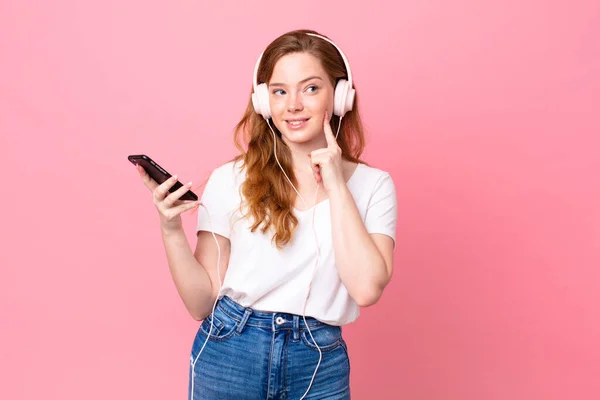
[275,316,286,325]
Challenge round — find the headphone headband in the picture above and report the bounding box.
[253,33,353,91]
[252,32,355,119]
[305,33,353,87]
[252,51,264,94]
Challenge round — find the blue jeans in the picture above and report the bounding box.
[188,296,351,400]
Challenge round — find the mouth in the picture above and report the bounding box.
[285,118,310,129]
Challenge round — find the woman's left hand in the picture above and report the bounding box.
[309,111,345,193]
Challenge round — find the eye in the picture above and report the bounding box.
[306,85,319,93]
[272,89,286,96]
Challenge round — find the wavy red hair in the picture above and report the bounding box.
[231,29,367,248]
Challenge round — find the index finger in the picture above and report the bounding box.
[323,111,337,148]
[136,164,159,192]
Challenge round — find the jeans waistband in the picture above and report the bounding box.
[216,295,329,335]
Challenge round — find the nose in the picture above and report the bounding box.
[286,92,303,112]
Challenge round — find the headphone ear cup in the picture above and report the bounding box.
[344,86,355,116]
[333,79,346,117]
[252,90,261,115]
[252,83,271,120]
[333,79,354,117]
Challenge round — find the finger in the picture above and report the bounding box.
[153,175,179,202]
[137,164,159,192]
[160,201,201,220]
[176,201,202,215]
[310,163,322,183]
[310,148,330,159]
[309,150,334,170]
[164,180,194,207]
[323,111,337,148]
[308,153,319,170]
[310,162,319,174]
[314,169,322,183]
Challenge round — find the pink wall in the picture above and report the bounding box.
[1,1,599,399]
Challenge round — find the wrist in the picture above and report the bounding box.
[327,182,351,204]
[160,219,184,237]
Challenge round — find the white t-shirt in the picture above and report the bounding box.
[196,160,397,326]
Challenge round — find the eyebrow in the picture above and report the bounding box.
[268,76,323,87]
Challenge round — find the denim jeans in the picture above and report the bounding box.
[188,296,351,400]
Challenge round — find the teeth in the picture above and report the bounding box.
[288,119,307,126]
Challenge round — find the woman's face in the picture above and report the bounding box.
[268,52,334,147]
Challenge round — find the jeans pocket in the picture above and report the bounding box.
[199,308,239,342]
[300,325,343,352]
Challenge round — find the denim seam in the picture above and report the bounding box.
[282,331,290,400]
[266,330,276,400]
[300,329,344,353]
[199,314,240,343]
[341,340,351,372]
[200,314,224,334]
[217,302,244,322]
[236,308,252,334]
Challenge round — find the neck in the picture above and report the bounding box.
[284,137,328,174]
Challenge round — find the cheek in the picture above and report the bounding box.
[269,97,286,115]
[303,96,329,113]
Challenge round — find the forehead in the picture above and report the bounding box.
[269,52,327,84]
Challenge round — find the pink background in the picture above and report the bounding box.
[1,1,599,399]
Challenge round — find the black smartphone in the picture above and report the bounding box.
[128,154,198,201]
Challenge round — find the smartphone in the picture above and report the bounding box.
[128,154,198,201]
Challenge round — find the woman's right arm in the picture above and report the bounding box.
[161,228,230,321]
[136,164,230,321]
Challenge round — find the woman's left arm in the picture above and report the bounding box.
[309,112,396,307]
[328,185,394,307]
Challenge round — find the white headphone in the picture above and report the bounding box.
[251,32,356,120]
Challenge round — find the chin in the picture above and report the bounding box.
[281,130,320,145]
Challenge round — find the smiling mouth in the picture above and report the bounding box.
[286,118,310,126]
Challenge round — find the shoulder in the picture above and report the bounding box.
[353,162,395,190]
[201,159,246,204]
[210,159,243,178]
[208,159,246,185]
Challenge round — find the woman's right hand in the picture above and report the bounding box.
[136,164,201,233]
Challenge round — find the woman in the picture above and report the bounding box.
[136,29,397,400]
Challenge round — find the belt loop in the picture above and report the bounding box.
[293,315,300,340]
[236,308,252,334]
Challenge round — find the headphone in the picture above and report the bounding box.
[251,32,356,120]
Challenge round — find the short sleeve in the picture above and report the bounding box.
[364,173,398,247]
[196,164,237,239]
